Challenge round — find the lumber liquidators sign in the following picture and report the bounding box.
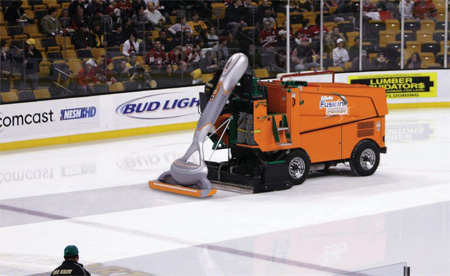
[348,73,437,99]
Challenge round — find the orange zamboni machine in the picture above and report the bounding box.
[150,55,388,198]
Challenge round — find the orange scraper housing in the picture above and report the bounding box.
[205,72,388,193]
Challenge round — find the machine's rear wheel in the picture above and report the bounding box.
[286,150,310,185]
[350,140,380,176]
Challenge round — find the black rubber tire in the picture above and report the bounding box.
[350,140,380,176]
[285,150,310,185]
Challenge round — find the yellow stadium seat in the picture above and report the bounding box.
[33,89,51,99]
[420,19,435,32]
[254,68,270,78]
[201,73,214,84]
[379,30,396,48]
[419,52,435,66]
[385,19,399,32]
[0,92,19,103]
[211,3,226,20]
[327,66,344,72]
[109,81,124,92]
[416,31,434,43]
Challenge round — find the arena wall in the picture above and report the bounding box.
[1,70,449,151]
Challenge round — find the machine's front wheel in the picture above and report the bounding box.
[286,150,310,185]
[350,140,380,176]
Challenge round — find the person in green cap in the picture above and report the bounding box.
[50,245,91,276]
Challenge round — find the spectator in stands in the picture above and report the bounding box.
[247,44,263,69]
[91,21,105,48]
[126,53,142,74]
[23,38,42,90]
[398,0,415,19]
[68,0,85,18]
[144,1,165,29]
[324,26,346,52]
[147,39,166,71]
[259,20,278,48]
[131,5,149,29]
[40,8,63,37]
[226,0,247,38]
[277,21,294,43]
[132,0,146,14]
[106,23,123,47]
[168,31,183,52]
[297,19,312,39]
[158,30,170,52]
[308,16,328,38]
[351,49,371,71]
[154,64,175,87]
[375,0,397,18]
[122,33,139,57]
[183,28,195,50]
[405,52,422,69]
[226,32,240,56]
[206,26,219,47]
[187,43,202,68]
[294,31,305,46]
[169,16,193,36]
[87,0,105,18]
[348,36,360,61]
[261,7,276,28]
[0,40,13,92]
[110,8,123,27]
[358,0,372,12]
[212,36,229,68]
[372,51,388,70]
[51,245,91,276]
[291,36,319,71]
[113,59,132,82]
[95,55,115,84]
[139,32,154,55]
[187,12,208,37]
[168,45,187,66]
[72,23,95,50]
[414,0,437,19]
[242,0,257,27]
[173,61,193,85]
[59,8,73,34]
[121,18,135,44]
[72,6,88,31]
[198,50,218,73]
[5,0,32,26]
[105,0,118,16]
[257,0,275,27]
[332,38,349,69]
[295,0,315,12]
[77,58,97,94]
[117,0,132,17]
[335,0,357,24]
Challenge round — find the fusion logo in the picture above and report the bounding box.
[116,92,200,119]
[0,110,55,132]
[320,94,348,116]
[60,106,97,120]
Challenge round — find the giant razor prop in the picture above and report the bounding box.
[149,53,249,198]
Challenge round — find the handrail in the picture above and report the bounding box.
[279,70,336,83]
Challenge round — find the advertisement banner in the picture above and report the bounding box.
[0,87,201,145]
[347,72,438,99]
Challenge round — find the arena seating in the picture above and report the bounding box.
[0,0,449,103]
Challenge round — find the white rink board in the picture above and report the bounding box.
[1,69,449,144]
[0,86,202,144]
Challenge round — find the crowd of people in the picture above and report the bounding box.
[0,0,445,98]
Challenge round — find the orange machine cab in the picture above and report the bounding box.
[206,74,388,193]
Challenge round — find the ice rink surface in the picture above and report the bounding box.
[0,108,449,276]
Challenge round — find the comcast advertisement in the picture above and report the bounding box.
[348,73,437,99]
